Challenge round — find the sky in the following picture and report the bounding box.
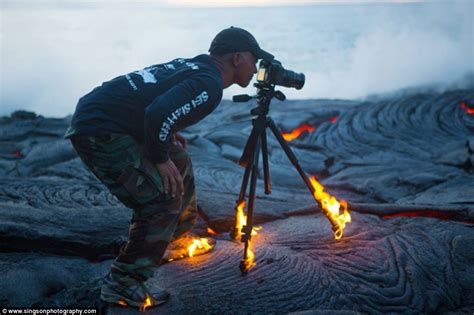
[164,0,427,7]
[1,0,472,117]
[2,0,430,7]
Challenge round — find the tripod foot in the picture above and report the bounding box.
[239,260,249,275]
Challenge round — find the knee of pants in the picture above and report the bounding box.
[133,195,183,220]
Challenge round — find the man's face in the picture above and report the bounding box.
[234,52,258,87]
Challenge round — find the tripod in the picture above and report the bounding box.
[231,82,335,275]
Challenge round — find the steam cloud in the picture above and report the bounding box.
[1,0,472,117]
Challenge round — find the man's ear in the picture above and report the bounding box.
[232,52,241,67]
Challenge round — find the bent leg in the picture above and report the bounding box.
[112,197,182,282]
[70,134,183,282]
[168,144,197,241]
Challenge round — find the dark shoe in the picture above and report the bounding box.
[163,233,216,262]
[100,274,169,309]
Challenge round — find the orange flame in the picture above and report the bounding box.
[207,227,218,235]
[242,239,256,271]
[187,238,212,258]
[460,102,474,115]
[234,201,260,241]
[282,123,316,142]
[139,295,153,311]
[235,200,247,240]
[309,176,351,239]
[234,201,261,270]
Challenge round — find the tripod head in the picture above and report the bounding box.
[233,82,286,116]
[233,57,305,115]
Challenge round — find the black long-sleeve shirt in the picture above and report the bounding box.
[65,54,223,163]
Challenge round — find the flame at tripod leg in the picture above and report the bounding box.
[309,176,351,239]
[234,200,261,240]
[242,239,256,271]
[234,201,247,241]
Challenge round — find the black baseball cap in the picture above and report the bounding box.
[209,26,274,61]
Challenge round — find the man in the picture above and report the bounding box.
[64,26,274,308]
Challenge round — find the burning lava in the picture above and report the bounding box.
[117,299,127,307]
[460,101,474,115]
[164,236,215,262]
[187,238,212,258]
[139,295,153,311]
[116,294,153,311]
[207,227,218,235]
[282,118,338,142]
[282,123,316,141]
[309,176,351,239]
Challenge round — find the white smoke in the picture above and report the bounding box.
[276,0,474,100]
[1,0,472,117]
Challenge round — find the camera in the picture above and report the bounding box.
[256,60,305,90]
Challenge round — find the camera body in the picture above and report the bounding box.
[256,60,305,90]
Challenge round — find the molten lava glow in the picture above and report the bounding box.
[243,239,256,271]
[329,116,338,123]
[139,295,153,311]
[384,211,453,219]
[117,299,127,306]
[207,227,218,235]
[187,238,212,258]
[309,176,351,239]
[13,150,23,158]
[460,102,474,115]
[383,211,474,224]
[282,123,316,141]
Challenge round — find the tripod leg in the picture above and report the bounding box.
[238,164,252,202]
[238,124,260,168]
[245,137,260,238]
[239,137,261,274]
[230,162,252,240]
[267,118,314,195]
[231,123,263,240]
[269,118,351,239]
[261,128,271,195]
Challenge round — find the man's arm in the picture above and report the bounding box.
[143,74,222,197]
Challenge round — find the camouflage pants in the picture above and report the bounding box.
[70,133,196,282]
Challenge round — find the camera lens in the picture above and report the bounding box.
[281,70,305,90]
[272,63,305,90]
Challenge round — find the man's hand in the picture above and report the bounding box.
[156,159,184,198]
[171,133,188,150]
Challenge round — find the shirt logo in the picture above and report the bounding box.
[134,67,158,84]
[159,90,209,141]
[173,58,199,70]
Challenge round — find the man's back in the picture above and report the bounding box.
[68,54,223,147]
